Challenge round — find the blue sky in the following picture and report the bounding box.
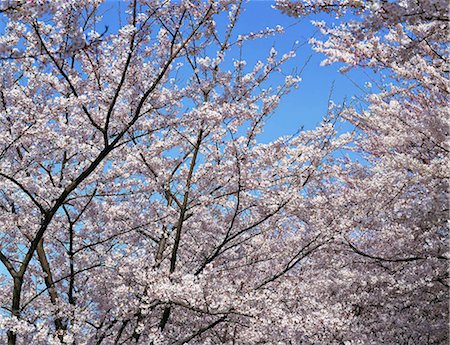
[99,0,370,141]
[231,1,364,141]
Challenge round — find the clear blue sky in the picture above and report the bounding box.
[99,0,369,141]
[230,1,367,142]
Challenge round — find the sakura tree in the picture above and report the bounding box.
[0,0,350,344]
[0,0,447,344]
[277,0,449,343]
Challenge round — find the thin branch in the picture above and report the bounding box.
[172,316,227,345]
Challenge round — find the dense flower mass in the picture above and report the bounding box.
[0,0,448,344]
[277,0,449,343]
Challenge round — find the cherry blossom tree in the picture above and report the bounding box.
[0,0,447,344]
[277,0,449,343]
[0,1,350,344]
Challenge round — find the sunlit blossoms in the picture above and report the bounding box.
[278,0,449,343]
[0,0,448,344]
